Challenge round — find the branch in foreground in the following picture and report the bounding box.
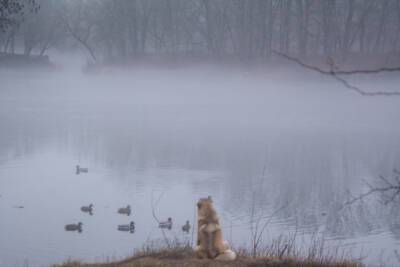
[151,190,171,247]
[273,51,400,96]
[343,169,400,206]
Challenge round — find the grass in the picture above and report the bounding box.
[53,245,362,267]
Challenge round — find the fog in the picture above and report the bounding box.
[0,62,399,266]
[1,0,400,266]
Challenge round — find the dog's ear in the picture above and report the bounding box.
[197,202,202,209]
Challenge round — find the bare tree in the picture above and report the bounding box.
[61,0,97,62]
[0,0,38,31]
[4,0,400,65]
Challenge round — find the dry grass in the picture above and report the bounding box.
[53,245,362,267]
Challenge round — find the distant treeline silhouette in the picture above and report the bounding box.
[1,1,400,63]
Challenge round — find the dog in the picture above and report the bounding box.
[195,196,236,261]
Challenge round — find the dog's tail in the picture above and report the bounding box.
[222,240,230,250]
[215,249,236,261]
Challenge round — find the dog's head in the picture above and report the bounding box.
[197,196,212,208]
[197,196,217,220]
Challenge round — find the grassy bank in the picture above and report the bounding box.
[54,246,361,267]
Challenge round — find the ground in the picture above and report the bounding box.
[53,247,361,267]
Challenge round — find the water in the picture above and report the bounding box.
[0,66,399,266]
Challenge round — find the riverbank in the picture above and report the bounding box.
[53,246,361,267]
[81,51,400,74]
[0,53,55,69]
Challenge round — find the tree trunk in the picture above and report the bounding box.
[373,0,389,52]
[342,0,355,54]
[265,0,275,58]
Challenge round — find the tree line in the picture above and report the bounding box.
[1,0,400,63]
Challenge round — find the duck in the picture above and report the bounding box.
[65,222,83,232]
[182,220,191,233]
[76,165,88,174]
[118,221,135,233]
[118,205,131,216]
[159,217,173,230]
[81,204,93,215]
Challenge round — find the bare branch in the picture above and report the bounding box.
[379,175,394,187]
[343,170,400,207]
[60,12,97,62]
[273,51,400,97]
[151,190,171,247]
[254,203,289,251]
[394,250,400,263]
[343,186,395,206]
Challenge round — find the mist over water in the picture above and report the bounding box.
[0,64,400,266]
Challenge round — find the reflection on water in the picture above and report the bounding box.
[0,68,400,266]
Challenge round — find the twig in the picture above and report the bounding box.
[343,171,400,207]
[253,203,290,253]
[279,244,288,258]
[151,190,165,224]
[394,250,400,263]
[60,12,97,62]
[191,202,196,247]
[151,190,170,247]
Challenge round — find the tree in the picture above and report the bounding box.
[0,0,38,31]
[21,0,64,56]
[5,0,400,64]
[62,0,98,62]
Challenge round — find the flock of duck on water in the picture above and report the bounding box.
[65,166,191,234]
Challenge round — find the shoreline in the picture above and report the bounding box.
[53,246,362,267]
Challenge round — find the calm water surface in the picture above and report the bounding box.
[0,67,399,266]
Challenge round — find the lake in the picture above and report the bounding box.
[0,66,399,267]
